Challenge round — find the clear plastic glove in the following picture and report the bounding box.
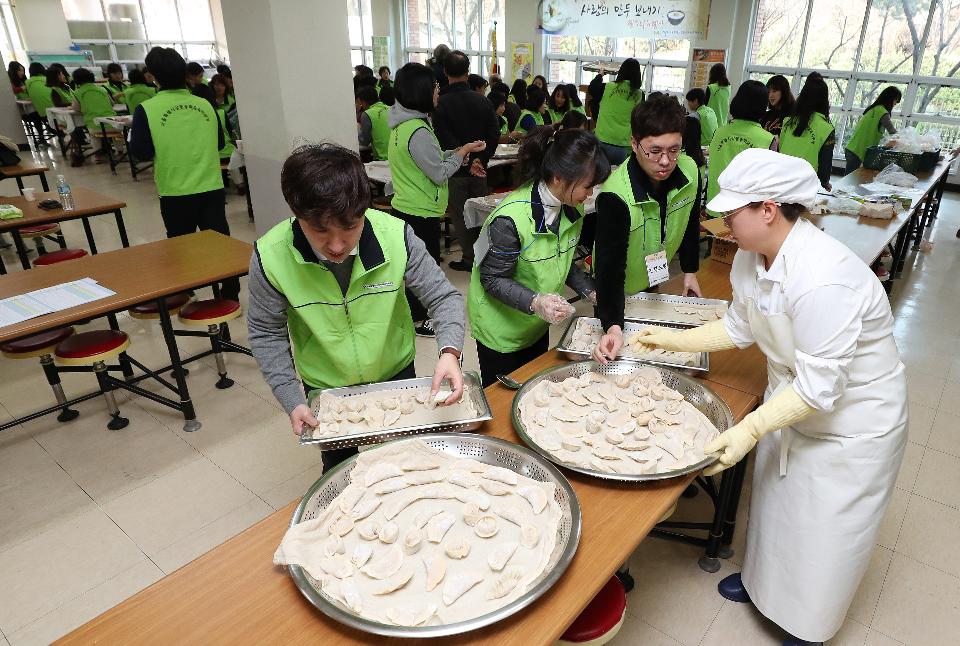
[628,319,737,353]
[457,140,487,157]
[430,353,464,406]
[530,293,575,324]
[703,386,815,476]
[592,325,623,365]
[289,404,319,437]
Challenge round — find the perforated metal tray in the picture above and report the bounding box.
[300,371,493,450]
[287,434,582,638]
[624,292,730,325]
[555,316,710,373]
[511,360,732,482]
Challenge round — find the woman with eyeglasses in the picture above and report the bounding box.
[622,149,907,646]
[592,94,704,363]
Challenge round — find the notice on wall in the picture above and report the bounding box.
[689,48,726,89]
[372,36,390,70]
[511,42,534,82]
[538,0,711,39]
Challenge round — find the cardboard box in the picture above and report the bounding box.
[701,217,738,265]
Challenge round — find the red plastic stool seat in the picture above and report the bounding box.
[55,330,130,365]
[19,223,60,236]
[128,293,192,319]
[178,298,241,326]
[557,576,627,645]
[34,248,88,266]
[1,327,75,358]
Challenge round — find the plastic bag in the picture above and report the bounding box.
[822,195,862,216]
[875,163,918,188]
[881,126,943,153]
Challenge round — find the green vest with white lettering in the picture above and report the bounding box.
[216,106,235,159]
[707,119,774,217]
[697,105,718,145]
[123,83,156,114]
[364,101,391,161]
[597,155,699,294]
[468,183,584,353]
[780,112,834,172]
[75,83,116,131]
[256,210,415,389]
[595,80,644,147]
[707,83,731,125]
[845,106,889,160]
[389,118,448,218]
[140,89,223,197]
[517,109,544,134]
[26,77,53,117]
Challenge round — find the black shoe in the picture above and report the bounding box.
[718,572,751,603]
[448,259,472,272]
[415,319,436,337]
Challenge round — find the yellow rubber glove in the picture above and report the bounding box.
[703,385,816,476]
[628,319,738,353]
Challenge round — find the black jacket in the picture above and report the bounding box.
[433,81,500,175]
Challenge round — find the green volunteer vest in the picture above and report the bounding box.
[707,83,731,125]
[707,119,774,217]
[517,109,544,134]
[498,115,508,135]
[51,86,73,106]
[216,106,235,159]
[388,118,448,218]
[546,108,565,125]
[26,77,53,117]
[140,89,223,197]
[364,101,391,161]
[74,83,116,131]
[468,183,584,353]
[780,113,834,172]
[697,104,718,145]
[595,81,644,147]
[224,93,236,110]
[123,83,156,114]
[596,155,699,294]
[845,106,889,160]
[256,210,415,389]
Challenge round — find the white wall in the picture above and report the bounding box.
[504,0,542,81]
[370,0,403,73]
[14,0,73,52]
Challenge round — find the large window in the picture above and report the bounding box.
[348,0,373,68]
[747,0,960,152]
[0,1,27,65]
[402,0,504,77]
[544,36,691,94]
[60,0,223,67]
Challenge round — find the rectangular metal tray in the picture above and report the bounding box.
[624,291,730,325]
[555,316,710,373]
[300,371,493,450]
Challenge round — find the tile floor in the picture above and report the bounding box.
[0,145,957,645]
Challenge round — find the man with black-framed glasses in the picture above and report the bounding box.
[592,94,704,362]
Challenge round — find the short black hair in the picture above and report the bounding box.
[395,62,437,114]
[709,63,729,86]
[685,88,706,105]
[378,65,390,75]
[525,87,546,112]
[145,46,186,89]
[564,83,582,108]
[509,79,527,104]
[492,81,510,96]
[106,62,122,75]
[356,85,379,106]
[518,126,611,189]
[630,93,686,140]
[28,62,45,77]
[128,68,146,85]
[487,91,507,110]
[186,62,204,77]
[354,75,377,90]
[557,110,588,130]
[216,64,232,77]
[729,80,769,122]
[443,50,470,78]
[281,143,371,226]
[45,68,63,87]
[353,64,374,78]
[378,85,395,105]
[468,73,488,91]
[72,67,95,85]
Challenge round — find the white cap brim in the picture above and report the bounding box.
[705,188,769,214]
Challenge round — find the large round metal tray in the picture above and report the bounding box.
[286,433,582,638]
[511,360,733,482]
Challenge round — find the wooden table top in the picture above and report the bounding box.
[0,231,252,343]
[58,350,758,646]
[0,186,127,231]
[0,161,49,177]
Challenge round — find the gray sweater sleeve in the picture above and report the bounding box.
[246,250,307,414]
[477,216,538,313]
[358,113,372,148]
[408,126,464,184]
[402,224,465,352]
[880,113,896,135]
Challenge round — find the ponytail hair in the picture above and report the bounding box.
[518,126,611,190]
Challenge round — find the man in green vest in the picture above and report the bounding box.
[248,143,466,471]
[592,94,704,363]
[129,46,239,301]
[355,85,390,161]
[121,68,157,114]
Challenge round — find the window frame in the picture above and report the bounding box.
[349,0,373,68]
[401,0,504,76]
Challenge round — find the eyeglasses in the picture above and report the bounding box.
[721,204,752,227]
[637,142,682,162]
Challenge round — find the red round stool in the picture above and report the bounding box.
[1,327,79,422]
[128,293,192,320]
[557,576,627,646]
[33,248,88,266]
[55,330,131,430]
[18,222,64,255]
[178,299,242,389]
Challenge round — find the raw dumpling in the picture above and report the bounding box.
[350,497,381,521]
[515,484,549,514]
[488,569,525,600]
[487,541,518,571]
[423,551,446,591]
[357,520,381,541]
[350,542,373,568]
[406,470,446,486]
[361,543,404,579]
[483,466,519,485]
[384,409,402,427]
[426,511,456,543]
[341,577,363,613]
[386,603,437,627]
[324,535,345,557]
[319,554,354,579]
[474,514,499,538]
[533,389,551,407]
[372,565,414,595]
[521,524,541,549]
[378,521,399,544]
[414,508,444,529]
[451,459,486,473]
[444,533,471,559]
[463,502,484,526]
[454,488,491,510]
[402,527,422,555]
[479,479,512,496]
[448,470,480,489]
[400,455,439,472]
[605,429,625,445]
[379,396,399,411]
[374,476,409,495]
[329,515,355,537]
[442,571,483,605]
[364,463,404,487]
[337,487,364,515]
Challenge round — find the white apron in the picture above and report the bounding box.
[740,298,908,642]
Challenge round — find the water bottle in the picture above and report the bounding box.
[57,175,74,211]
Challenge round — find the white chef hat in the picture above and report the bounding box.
[706,148,822,214]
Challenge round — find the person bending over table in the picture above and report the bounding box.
[468,127,610,387]
[591,94,703,362]
[247,144,466,473]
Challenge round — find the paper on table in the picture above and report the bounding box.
[0,277,115,329]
